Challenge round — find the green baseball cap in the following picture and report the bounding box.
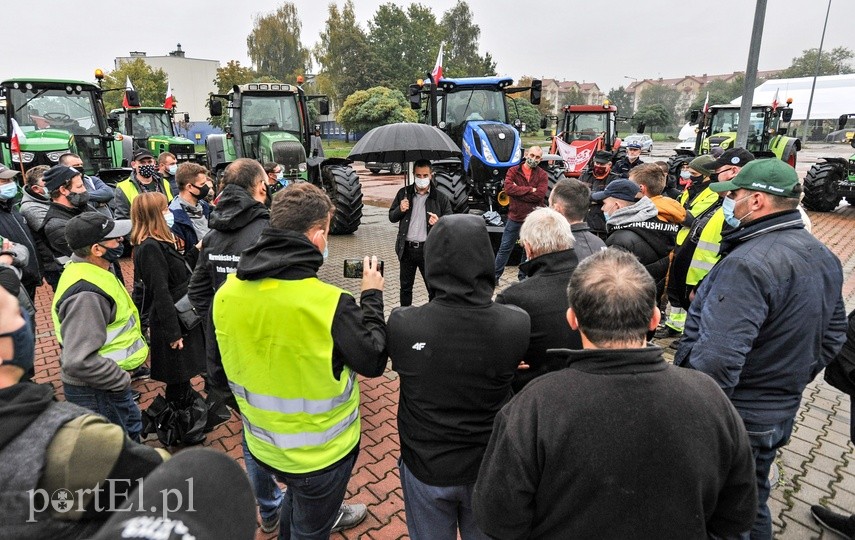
[709,158,800,198]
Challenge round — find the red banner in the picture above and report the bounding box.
[554,138,600,174]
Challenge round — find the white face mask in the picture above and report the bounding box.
[414,177,431,189]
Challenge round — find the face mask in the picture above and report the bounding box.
[722,195,752,228]
[321,235,329,261]
[138,164,157,178]
[0,182,18,200]
[73,166,86,176]
[275,171,284,181]
[414,177,431,189]
[709,172,719,183]
[164,211,175,228]
[525,157,540,168]
[67,191,90,209]
[98,243,124,263]
[680,171,691,180]
[592,165,609,179]
[0,310,34,373]
[167,164,178,176]
[603,212,611,222]
[690,174,704,183]
[193,184,210,200]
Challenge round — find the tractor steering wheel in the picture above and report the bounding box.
[43,112,73,122]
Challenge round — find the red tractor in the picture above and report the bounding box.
[546,102,623,178]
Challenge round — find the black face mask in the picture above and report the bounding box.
[73,166,86,176]
[709,172,719,183]
[690,174,705,183]
[0,310,34,373]
[67,191,90,209]
[192,184,210,200]
[98,243,124,262]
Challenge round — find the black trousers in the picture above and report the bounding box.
[399,244,433,307]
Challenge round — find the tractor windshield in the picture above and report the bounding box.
[240,94,302,136]
[564,113,607,142]
[126,110,174,138]
[445,88,507,128]
[10,88,102,136]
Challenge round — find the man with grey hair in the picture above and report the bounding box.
[475,248,757,538]
[496,207,581,392]
[548,178,605,261]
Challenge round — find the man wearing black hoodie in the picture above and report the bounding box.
[213,182,386,537]
[388,214,530,540]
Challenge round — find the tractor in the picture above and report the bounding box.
[207,82,362,234]
[109,106,205,164]
[407,76,541,228]
[0,77,129,185]
[802,114,855,212]
[547,102,624,178]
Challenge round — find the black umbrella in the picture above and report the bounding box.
[348,123,461,163]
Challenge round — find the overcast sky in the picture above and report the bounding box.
[8,0,852,93]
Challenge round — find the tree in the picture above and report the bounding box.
[102,58,167,111]
[511,76,552,116]
[510,98,541,134]
[607,86,634,116]
[638,84,679,130]
[315,0,374,107]
[780,46,854,78]
[368,3,441,93]
[439,1,496,77]
[247,3,311,82]
[561,88,586,107]
[634,104,672,134]
[336,86,418,134]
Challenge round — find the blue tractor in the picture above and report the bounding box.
[408,77,542,228]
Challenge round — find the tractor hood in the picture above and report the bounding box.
[18,129,73,151]
[460,120,521,170]
[256,131,307,177]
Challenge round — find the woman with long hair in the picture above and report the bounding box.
[130,192,206,434]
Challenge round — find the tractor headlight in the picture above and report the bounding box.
[719,141,730,150]
[481,139,497,164]
[46,151,66,163]
[513,146,522,162]
[298,162,307,172]
[11,152,34,163]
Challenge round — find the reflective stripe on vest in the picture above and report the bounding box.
[686,208,725,286]
[677,186,719,246]
[214,274,360,474]
[51,262,149,371]
[117,177,174,206]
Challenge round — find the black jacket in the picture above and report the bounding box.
[0,199,41,291]
[473,347,757,539]
[388,214,530,486]
[42,203,91,262]
[496,249,581,392]
[168,197,211,270]
[389,183,452,260]
[579,169,619,236]
[570,222,606,261]
[612,155,643,178]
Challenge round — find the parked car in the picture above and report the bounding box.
[620,134,654,154]
[366,162,404,174]
[674,136,696,151]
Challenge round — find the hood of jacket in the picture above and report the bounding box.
[208,184,269,232]
[236,227,322,281]
[425,214,495,306]
[20,188,49,207]
[607,196,659,226]
[720,209,803,257]
[650,195,686,224]
[0,382,54,450]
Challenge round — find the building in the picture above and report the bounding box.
[115,45,219,122]
[542,79,606,115]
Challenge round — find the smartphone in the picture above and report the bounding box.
[343,259,384,278]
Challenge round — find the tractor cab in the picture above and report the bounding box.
[0,78,126,183]
[110,107,201,164]
[549,103,620,177]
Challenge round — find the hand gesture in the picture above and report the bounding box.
[170,338,184,350]
[361,255,384,293]
[400,198,410,213]
[427,212,439,226]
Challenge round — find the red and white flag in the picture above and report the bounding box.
[122,76,135,108]
[163,79,174,109]
[10,118,26,155]
[702,91,710,114]
[771,88,780,111]
[431,43,444,83]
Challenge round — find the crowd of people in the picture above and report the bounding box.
[0,139,854,540]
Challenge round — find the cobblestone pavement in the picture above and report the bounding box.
[30,148,855,538]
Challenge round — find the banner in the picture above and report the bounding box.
[554,137,600,174]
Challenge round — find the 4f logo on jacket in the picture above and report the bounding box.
[412,342,426,351]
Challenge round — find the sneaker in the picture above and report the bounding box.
[668,337,683,350]
[260,511,281,534]
[131,390,141,402]
[330,503,367,533]
[654,326,681,339]
[811,505,855,538]
[131,365,151,381]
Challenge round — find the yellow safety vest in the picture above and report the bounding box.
[213,274,360,474]
[51,262,148,371]
[677,185,719,246]
[686,208,726,286]
[116,177,174,207]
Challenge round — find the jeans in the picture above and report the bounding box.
[242,437,284,520]
[494,219,526,282]
[741,417,795,540]
[63,383,142,442]
[272,450,356,540]
[399,459,489,540]
[399,244,433,307]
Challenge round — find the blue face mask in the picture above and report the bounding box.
[322,236,329,261]
[0,310,34,373]
[722,194,752,228]
[164,211,175,228]
[603,212,611,222]
[0,182,18,200]
[167,164,178,176]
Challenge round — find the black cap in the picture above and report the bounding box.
[90,448,257,540]
[132,148,154,161]
[709,148,755,170]
[593,151,613,165]
[65,213,132,250]
[43,165,82,192]
[591,178,641,202]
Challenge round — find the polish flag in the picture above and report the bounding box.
[122,76,135,109]
[702,91,710,114]
[771,88,780,111]
[10,118,26,155]
[431,43,444,83]
[164,79,174,110]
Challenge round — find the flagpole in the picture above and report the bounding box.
[802,0,832,141]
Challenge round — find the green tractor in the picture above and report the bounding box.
[802,114,855,212]
[0,77,129,184]
[207,82,362,234]
[109,106,205,164]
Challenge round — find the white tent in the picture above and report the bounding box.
[730,74,855,121]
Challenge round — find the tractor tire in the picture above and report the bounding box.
[390,162,404,175]
[321,165,363,234]
[802,162,844,212]
[544,164,564,204]
[434,170,469,214]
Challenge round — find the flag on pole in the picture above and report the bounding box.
[163,79,174,109]
[431,43,444,83]
[771,88,780,111]
[702,91,710,114]
[10,119,26,155]
[122,76,135,108]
